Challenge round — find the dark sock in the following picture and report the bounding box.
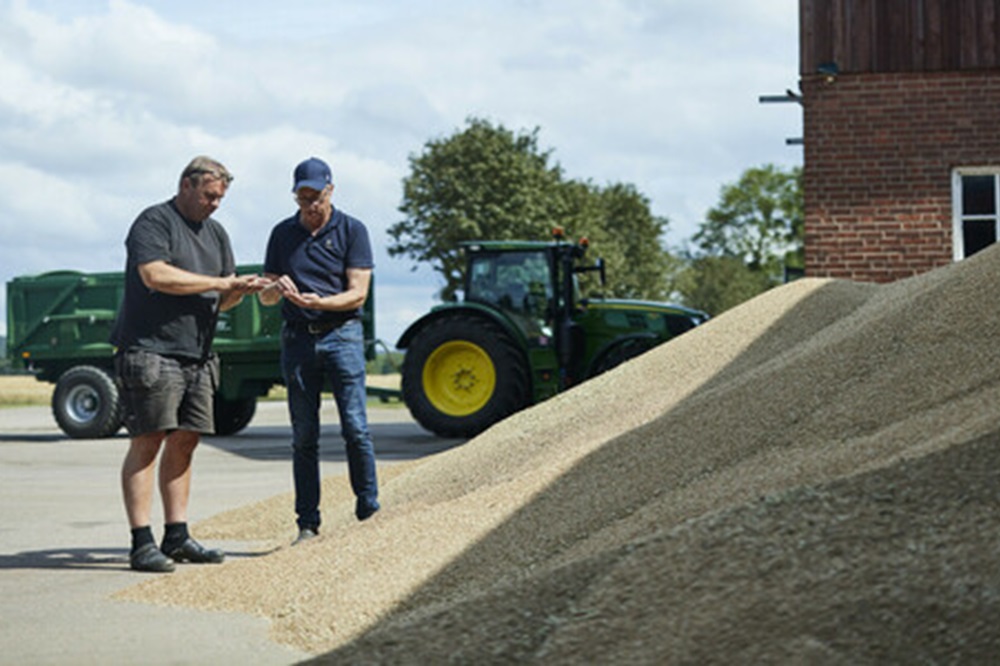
[161,522,189,551]
[130,526,155,555]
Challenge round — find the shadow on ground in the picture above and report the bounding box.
[0,545,281,571]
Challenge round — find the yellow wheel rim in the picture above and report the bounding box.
[422,340,496,417]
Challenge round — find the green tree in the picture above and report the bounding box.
[676,164,803,315]
[579,182,672,300]
[389,118,564,300]
[693,164,803,274]
[673,256,774,316]
[390,118,674,301]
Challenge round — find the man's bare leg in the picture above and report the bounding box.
[160,429,199,524]
[122,431,176,572]
[158,429,224,564]
[121,431,165,529]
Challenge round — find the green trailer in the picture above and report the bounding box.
[5,264,385,438]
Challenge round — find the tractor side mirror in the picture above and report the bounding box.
[573,257,606,286]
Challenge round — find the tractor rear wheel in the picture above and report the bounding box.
[402,314,529,438]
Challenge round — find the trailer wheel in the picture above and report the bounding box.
[212,396,257,436]
[52,366,124,439]
[402,314,529,438]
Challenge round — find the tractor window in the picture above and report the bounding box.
[468,252,553,324]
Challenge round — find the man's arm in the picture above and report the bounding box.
[218,284,249,312]
[276,268,371,312]
[138,260,262,311]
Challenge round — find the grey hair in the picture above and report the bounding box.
[179,156,234,188]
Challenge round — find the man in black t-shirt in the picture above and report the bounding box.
[111,156,265,573]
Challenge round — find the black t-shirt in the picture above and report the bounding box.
[110,200,235,360]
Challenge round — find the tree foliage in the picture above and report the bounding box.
[693,164,803,273]
[672,256,775,316]
[389,119,564,300]
[675,164,803,315]
[389,118,672,301]
[589,183,671,300]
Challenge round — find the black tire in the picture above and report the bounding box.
[52,366,124,439]
[589,336,660,378]
[212,396,257,436]
[402,314,529,438]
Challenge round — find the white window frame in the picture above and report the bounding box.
[952,167,1000,261]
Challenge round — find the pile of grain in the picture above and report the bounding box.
[117,244,1000,663]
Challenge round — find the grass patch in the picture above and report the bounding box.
[0,375,53,407]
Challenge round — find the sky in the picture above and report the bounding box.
[0,0,802,346]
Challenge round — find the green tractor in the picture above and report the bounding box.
[396,231,708,438]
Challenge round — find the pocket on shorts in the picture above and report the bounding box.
[116,350,162,390]
[205,353,221,392]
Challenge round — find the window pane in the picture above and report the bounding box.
[963,219,996,257]
[962,175,996,215]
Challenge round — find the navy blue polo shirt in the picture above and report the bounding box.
[263,207,374,325]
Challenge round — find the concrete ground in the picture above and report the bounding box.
[0,400,462,665]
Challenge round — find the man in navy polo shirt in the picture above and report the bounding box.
[260,157,380,544]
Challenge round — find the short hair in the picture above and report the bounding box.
[179,156,233,188]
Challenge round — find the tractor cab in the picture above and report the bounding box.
[464,242,560,346]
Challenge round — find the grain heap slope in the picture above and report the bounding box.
[118,244,1000,663]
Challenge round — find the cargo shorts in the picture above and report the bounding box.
[115,349,219,436]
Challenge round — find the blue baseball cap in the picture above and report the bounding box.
[292,157,332,192]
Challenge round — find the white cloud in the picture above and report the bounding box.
[9,0,242,122]
[0,0,802,340]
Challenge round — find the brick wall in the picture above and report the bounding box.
[802,69,1000,282]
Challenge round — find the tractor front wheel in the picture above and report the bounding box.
[402,315,528,438]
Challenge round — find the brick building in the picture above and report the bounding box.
[800,0,1000,281]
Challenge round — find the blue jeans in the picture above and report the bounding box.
[281,319,379,529]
